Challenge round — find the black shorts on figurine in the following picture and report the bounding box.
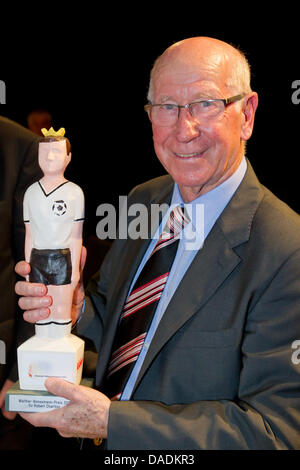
[29,248,72,285]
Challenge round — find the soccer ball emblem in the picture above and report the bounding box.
[52,200,67,216]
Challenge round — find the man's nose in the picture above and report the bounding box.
[175,108,201,142]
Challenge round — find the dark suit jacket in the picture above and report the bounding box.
[0,116,42,388]
[79,160,300,449]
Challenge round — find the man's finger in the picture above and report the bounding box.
[19,408,63,428]
[18,295,52,311]
[15,261,31,277]
[44,377,82,402]
[15,280,47,297]
[23,308,50,324]
[2,408,17,420]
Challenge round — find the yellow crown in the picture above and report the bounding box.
[41,127,66,137]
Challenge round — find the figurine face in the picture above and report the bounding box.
[38,140,71,176]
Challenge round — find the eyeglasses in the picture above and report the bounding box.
[144,94,245,127]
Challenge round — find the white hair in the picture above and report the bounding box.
[225,46,252,95]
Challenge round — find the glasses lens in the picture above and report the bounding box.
[190,100,224,119]
[151,104,178,126]
[149,100,226,126]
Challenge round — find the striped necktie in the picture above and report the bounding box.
[100,205,190,401]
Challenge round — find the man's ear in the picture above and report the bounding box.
[240,92,258,142]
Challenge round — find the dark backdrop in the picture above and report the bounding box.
[1,26,299,239]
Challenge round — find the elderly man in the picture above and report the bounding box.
[15,37,300,449]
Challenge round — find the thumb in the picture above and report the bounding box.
[44,378,80,402]
[15,260,31,278]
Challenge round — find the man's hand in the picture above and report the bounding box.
[15,246,87,325]
[20,378,111,439]
[0,379,17,420]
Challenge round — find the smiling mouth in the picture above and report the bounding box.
[174,151,204,158]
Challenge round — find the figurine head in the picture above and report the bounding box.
[38,128,71,177]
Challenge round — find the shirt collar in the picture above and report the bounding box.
[170,156,248,237]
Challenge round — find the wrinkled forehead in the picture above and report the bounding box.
[39,139,67,153]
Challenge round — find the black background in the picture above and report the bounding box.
[1,18,299,239]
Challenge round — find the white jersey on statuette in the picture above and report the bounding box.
[23,180,84,249]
